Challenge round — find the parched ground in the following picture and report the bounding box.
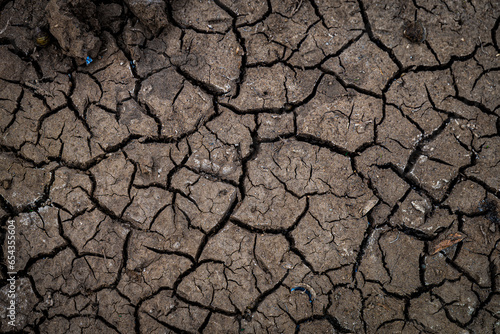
[0,0,499,333]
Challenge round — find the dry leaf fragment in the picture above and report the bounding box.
[431,232,466,255]
[360,199,379,216]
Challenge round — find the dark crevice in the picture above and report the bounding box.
[492,14,500,53]
[355,0,404,71]
[0,0,498,332]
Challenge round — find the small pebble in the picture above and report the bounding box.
[403,21,427,43]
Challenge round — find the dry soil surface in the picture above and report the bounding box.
[0,0,500,333]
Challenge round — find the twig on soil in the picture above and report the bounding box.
[290,0,303,16]
[478,37,486,54]
[389,231,400,243]
[25,81,52,97]
[0,18,11,36]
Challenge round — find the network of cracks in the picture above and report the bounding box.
[0,0,499,333]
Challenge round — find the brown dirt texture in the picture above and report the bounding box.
[0,0,500,333]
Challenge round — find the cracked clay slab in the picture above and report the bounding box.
[1,0,499,333]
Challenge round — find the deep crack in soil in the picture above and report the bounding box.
[0,0,499,333]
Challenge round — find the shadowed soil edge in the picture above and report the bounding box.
[0,0,499,333]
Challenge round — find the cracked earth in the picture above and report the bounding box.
[0,0,499,333]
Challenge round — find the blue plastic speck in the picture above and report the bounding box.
[86,56,93,65]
